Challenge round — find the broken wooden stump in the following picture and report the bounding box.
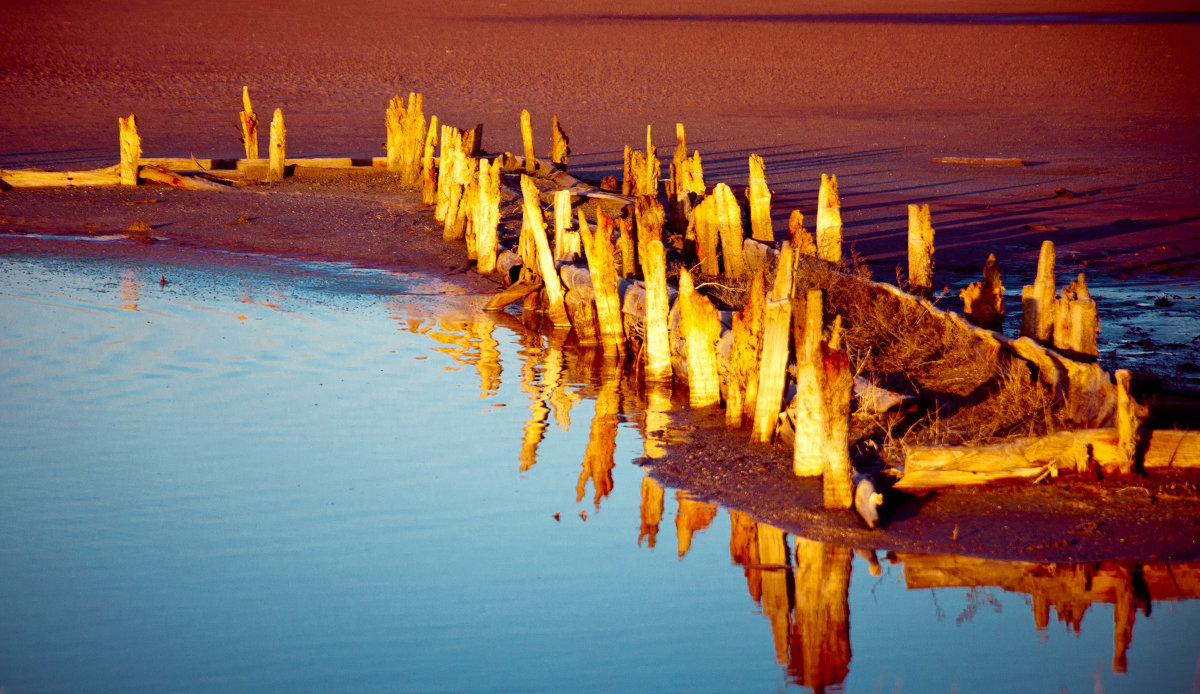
[553,189,580,262]
[907,203,935,298]
[725,269,767,429]
[748,154,773,244]
[435,125,464,223]
[1053,273,1099,359]
[677,269,723,408]
[521,109,537,173]
[580,209,626,356]
[551,115,570,171]
[641,238,674,383]
[789,211,817,257]
[752,247,795,443]
[816,174,843,266]
[694,192,721,277]
[1115,369,1137,473]
[714,183,747,280]
[239,87,258,160]
[617,216,637,279]
[421,115,439,206]
[521,175,571,328]
[961,253,1005,332]
[384,92,425,187]
[792,289,825,473]
[473,157,501,274]
[634,194,665,264]
[118,114,140,186]
[441,146,471,242]
[267,109,286,181]
[1021,240,1057,343]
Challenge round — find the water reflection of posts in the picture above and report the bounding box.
[675,493,717,559]
[638,474,664,548]
[577,359,620,507]
[791,538,853,691]
[119,269,140,311]
[641,381,674,460]
[518,332,550,471]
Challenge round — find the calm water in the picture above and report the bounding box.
[1,251,1198,693]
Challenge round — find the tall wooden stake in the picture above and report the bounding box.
[907,203,935,297]
[421,115,439,206]
[580,209,626,356]
[816,174,843,266]
[793,290,826,474]
[267,108,286,181]
[553,190,580,261]
[385,95,404,172]
[475,158,501,273]
[1115,369,1137,473]
[726,269,767,428]
[678,269,722,408]
[521,175,571,328]
[118,114,140,186]
[1021,240,1057,343]
[521,109,536,173]
[551,115,570,171]
[641,238,674,382]
[617,217,637,279]
[748,154,773,243]
[239,87,258,160]
[752,247,795,443]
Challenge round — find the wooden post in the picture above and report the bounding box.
[551,115,570,171]
[118,114,140,186]
[789,210,817,257]
[474,157,501,274]
[1115,369,1137,473]
[726,269,767,428]
[635,195,665,263]
[1021,240,1057,343]
[553,189,579,262]
[520,109,536,173]
[239,87,258,160]
[401,92,425,188]
[641,239,674,382]
[421,115,439,206]
[960,253,1005,331]
[816,174,843,266]
[907,203,935,298]
[622,145,634,196]
[267,108,286,181]
[694,194,721,277]
[714,183,747,279]
[521,175,571,328]
[1053,273,1099,358]
[385,95,404,172]
[678,269,722,408]
[435,125,460,223]
[822,338,854,510]
[642,125,661,197]
[752,247,795,443]
[442,148,470,242]
[580,209,626,356]
[793,290,826,474]
[748,154,773,243]
[617,217,637,279]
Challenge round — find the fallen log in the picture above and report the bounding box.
[1,166,121,188]
[932,156,1028,167]
[138,165,226,191]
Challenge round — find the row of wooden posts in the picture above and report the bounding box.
[15,88,1172,503]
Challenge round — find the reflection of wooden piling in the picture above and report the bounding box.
[961,253,1005,331]
[474,158,501,274]
[578,360,619,507]
[518,333,550,471]
[641,239,674,382]
[758,522,792,665]
[267,108,286,181]
[676,493,718,558]
[1053,273,1098,357]
[678,269,723,408]
[551,115,570,171]
[816,174,843,266]
[748,154,774,243]
[118,114,140,186]
[752,247,794,443]
[639,474,665,548]
[907,203,935,297]
[1021,240,1057,343]
[521,175,571,328]
[643,380,674,459]
[580,210,626,356]
[790,538,853,691]
[239,87,258,160]
[519,109,537,173]
[726,270,767,428]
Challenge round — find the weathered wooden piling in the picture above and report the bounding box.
[239,87,258,160]
[520,109,537,173]
[1021,240,1057,343]
[816,174,843,266]
[821,338,854,510]
[789,211,817,257]
[474,158,501,274]
[441,145,471,242]
[714,183,747,279]
[678,269,723,408]
[1053,273,1099,358]
[752,246,795,443]
[579,210,626,356]
[748,154,773,244]
[118,114,140,186]
[792,290,826,471]
[267,108,286,181]
[617,217,637,279]
[1115,369,1137,473]
[435,125,462,223]
[961,253,1005,331]
[640,238,674,382]
[553,189,579,262]
[907,203,935,297]
[385,95,405,172]
[385,93,425,186]
[694,193,721,277]
[421,115,439,206]
[520,175,571,328]
[635,195,665,263]
[551,115,570,171]
[725,270,767,429]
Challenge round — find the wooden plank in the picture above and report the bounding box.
[932,156,1028,167]
[1,166,121,187]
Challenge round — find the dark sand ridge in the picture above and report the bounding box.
[2,1,1199,562]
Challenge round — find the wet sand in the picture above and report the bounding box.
[2,2,1199,561]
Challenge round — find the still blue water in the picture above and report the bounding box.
[1,252,1197,693]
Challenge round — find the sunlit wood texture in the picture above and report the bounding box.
[580,209,626,356]
[385,95,404,171]
[752,246,795,443]
[960,253,1005,331]
[694,190,721,277]
[473,157,501,274]
[678,269,723,408]
[788,211,817,257]
[420,115,439,206]
[441,146,472,243]
[0,166,121,187]
[553,189,579,262]
[673,147,707,243]
[118,114,140,186]
[560,266,599,344]
[907,203,935,297]
[815,174,843,266]
[400,93,425,187]
[435,125,462,223]
[520,175,571,328]
[239,87,258,160]
[578,359,620,508]
[792,290,825,473]
[821,339,854,510]
[267,109,286,181]
[1021,240,1057,343]
[640,239,674,383]
[748,154,774,243]
[1115,369,1137,472]
[790,538,852,691]
[551,115,570,171]
[725,269,767,429]
[1053,273,1099,358]
[520,109,536,173]
[715,183,747,279]
[621,145,634,196]
[675,493,718,559]
[638,473,665,548]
